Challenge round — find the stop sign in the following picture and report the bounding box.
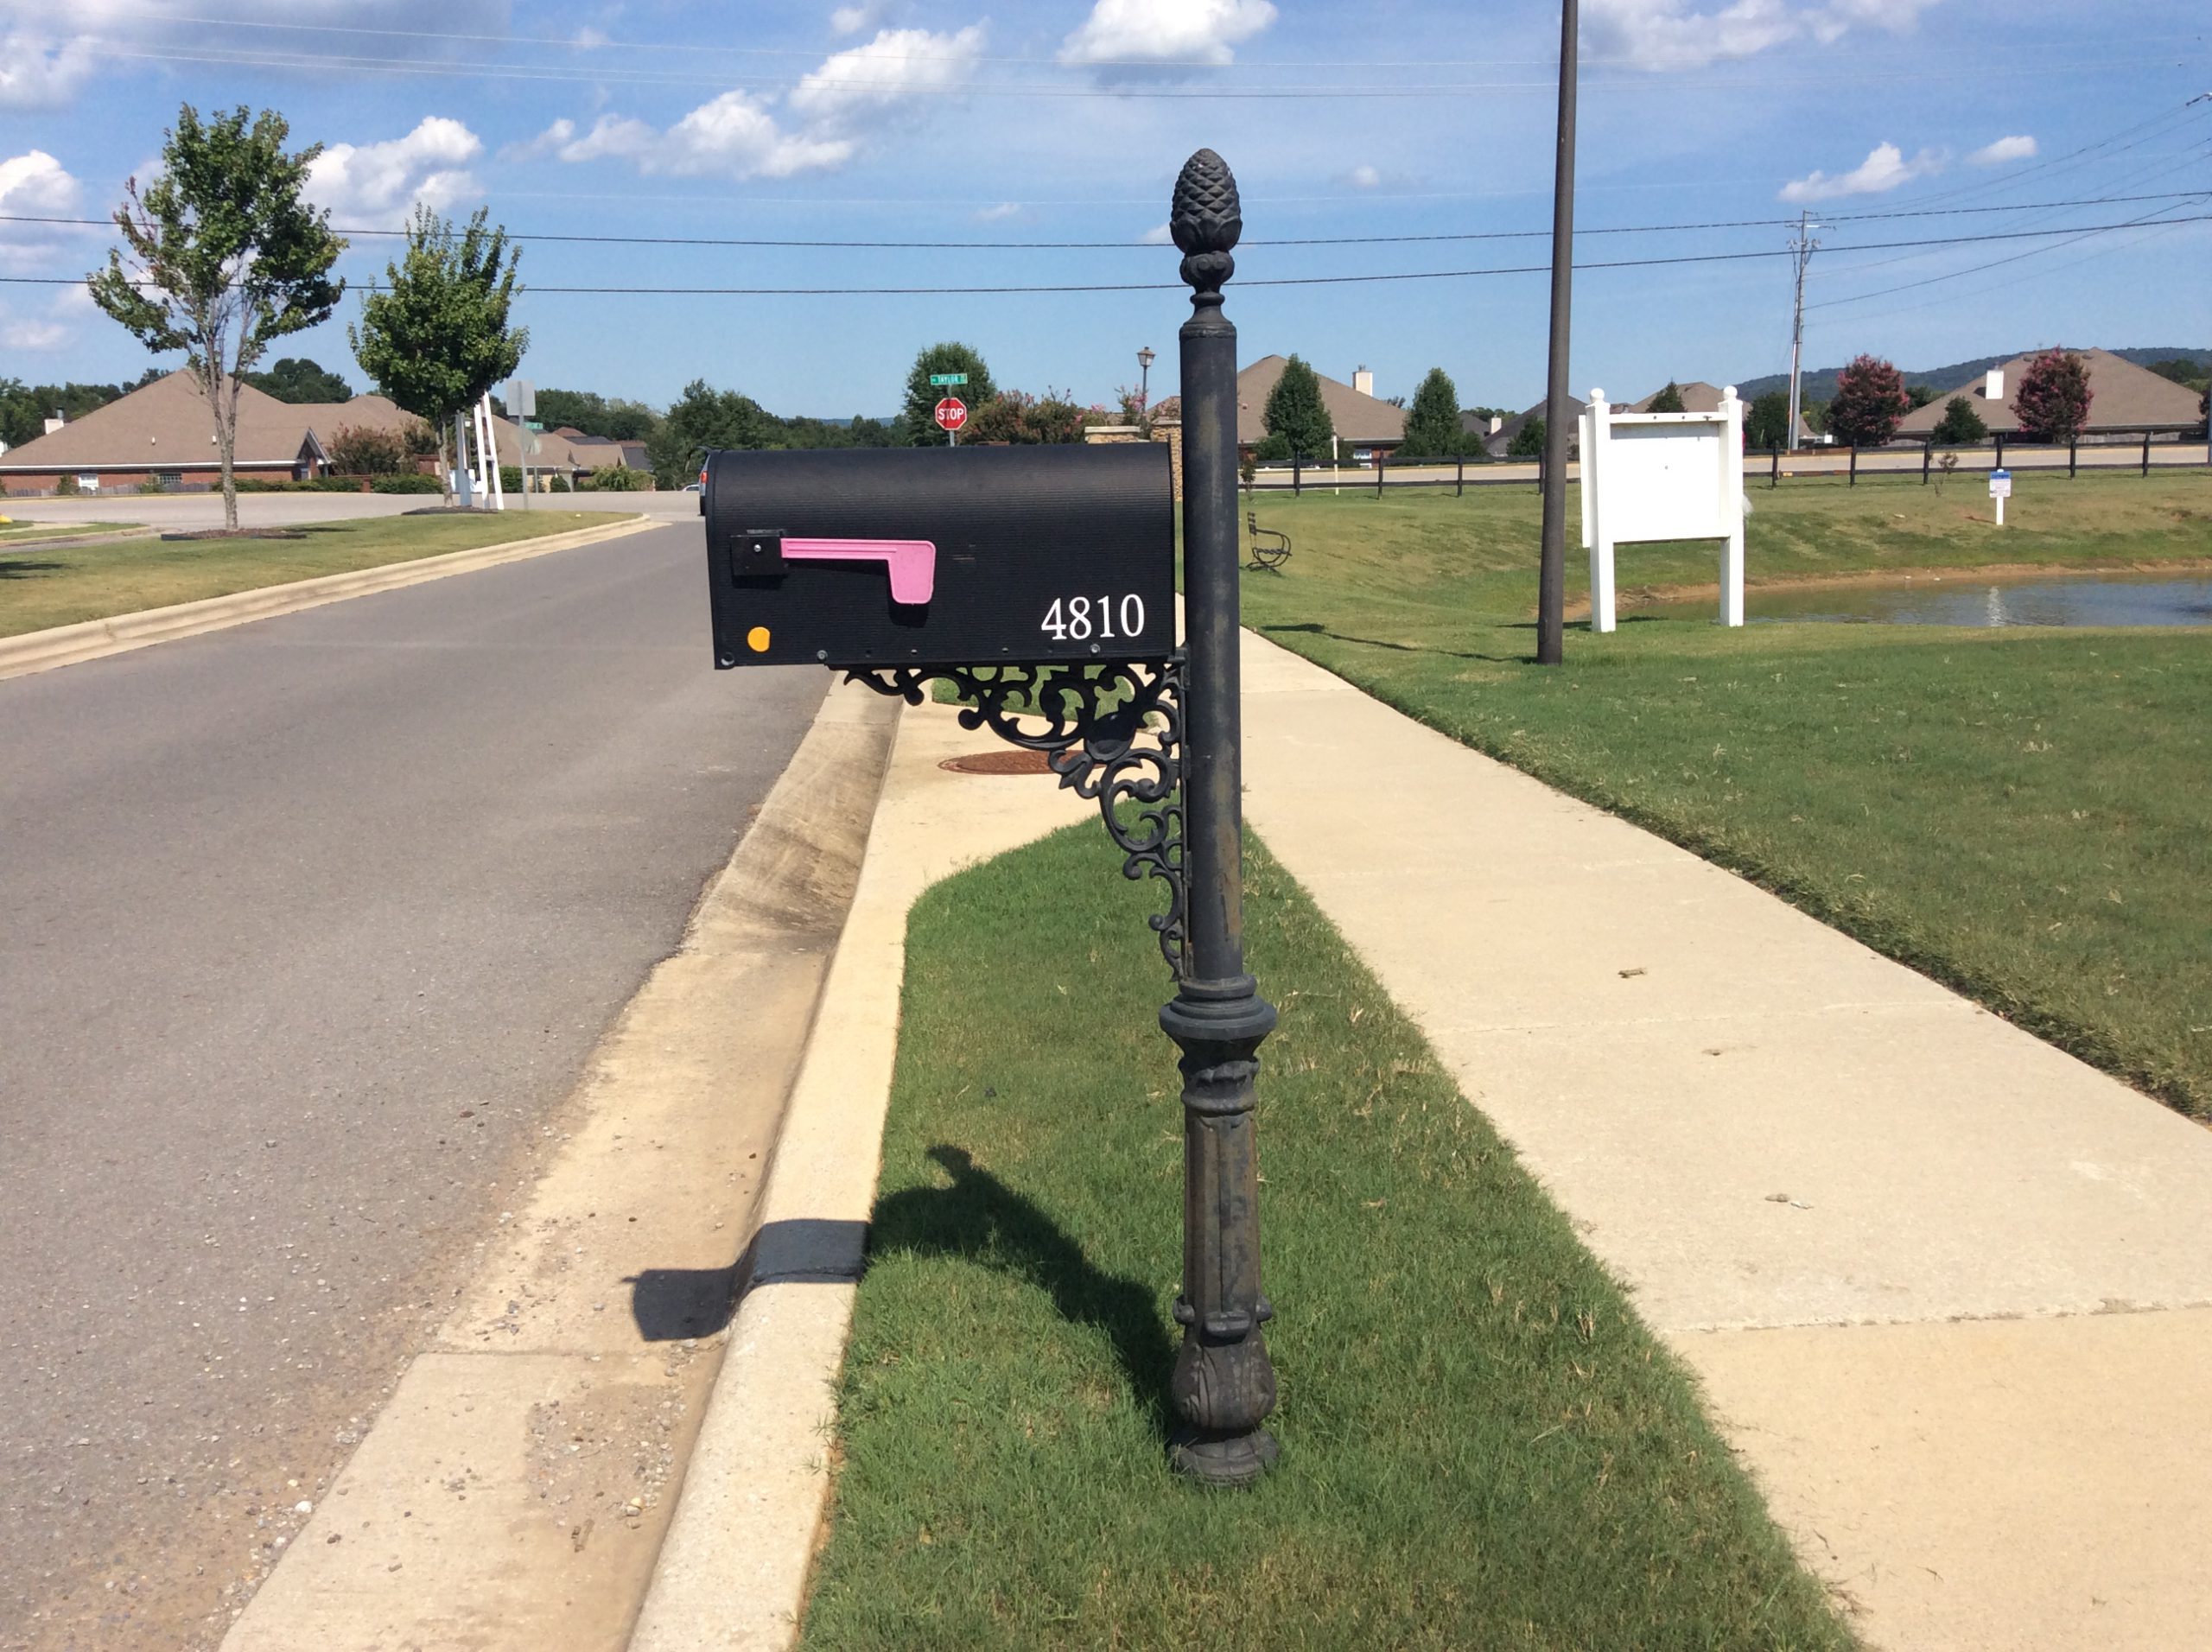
[933,396,968,432]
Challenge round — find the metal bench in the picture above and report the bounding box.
[1245,511,1291,572]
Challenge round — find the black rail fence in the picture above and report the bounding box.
[1243,427,2210,498]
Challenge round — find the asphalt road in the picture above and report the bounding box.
[0,522,825,1649]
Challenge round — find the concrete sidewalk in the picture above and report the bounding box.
[1238,630,2212,1651]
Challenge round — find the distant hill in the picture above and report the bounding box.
[1734,346,2210,405]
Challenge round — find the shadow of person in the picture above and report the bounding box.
[868,1145,1178,1437]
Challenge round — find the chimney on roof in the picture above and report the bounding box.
[1984,368,2005,401]
[1488,415,1503,435]
[1353,365,1374,398]
[43,412,65,435]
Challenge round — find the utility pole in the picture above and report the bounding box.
[1786,210,1821,451]
[1535,0,1578,667]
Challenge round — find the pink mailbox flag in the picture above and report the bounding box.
[779,537,937,605]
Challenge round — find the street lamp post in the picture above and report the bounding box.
[1137,344,1156,431]
[1163,147,1280,1488]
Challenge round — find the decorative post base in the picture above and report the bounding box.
[1160,973,1279,1487]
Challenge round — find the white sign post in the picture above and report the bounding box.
[1579,384,1747,632]
[1989,467,2012,527]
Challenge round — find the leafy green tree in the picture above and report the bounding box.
[962,388,1086,445]
[1802,397,1830,435]
[1906,383,1939,410]
[1930,395,1987,447]
[1262,355,1334,461]
[649,379,774,486]
[247,356,352,403]
[351,205,527,506]
[2145,357,2207,390]
[1508,416,1546,459]
[2012,348,2094,443]
[0,376,160,448]
[86,104,346,531]
[1745,390,1792,450]
[900,342,996,446]
[536,388,659,442]
[1645,381,1687,414]
[1397,366,1464,460]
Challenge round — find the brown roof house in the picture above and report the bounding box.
[1895,349,2203,441]
[1484,396,1586,461]
[0,369,424,495]
[1235,356,1406,461]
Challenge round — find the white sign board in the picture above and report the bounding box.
[1579,386,1747,631]
[1987,469,2012,499]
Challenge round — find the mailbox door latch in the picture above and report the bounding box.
[726,529,938,606]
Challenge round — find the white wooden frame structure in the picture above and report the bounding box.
[1579,385,1745,632]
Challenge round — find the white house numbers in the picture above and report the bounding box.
[1039,594,1149,644]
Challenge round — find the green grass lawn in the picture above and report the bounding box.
[802,827,1852,1651]
[1236,473,2212,1118]
[0,510,637,639]
[0,519,137,545]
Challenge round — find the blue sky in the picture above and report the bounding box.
[2,0,2207,416]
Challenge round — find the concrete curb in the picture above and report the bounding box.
[218,678,899,1652]
[0,512,654,682]
[628,699,1092,1651]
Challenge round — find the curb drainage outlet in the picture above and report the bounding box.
[939,749,1055,776]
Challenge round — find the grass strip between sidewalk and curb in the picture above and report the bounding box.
[1236,474,2212,1119]
[799,824,1853,1650]
[0,510,639,639]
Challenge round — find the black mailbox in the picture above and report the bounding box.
[703,444,1176,670]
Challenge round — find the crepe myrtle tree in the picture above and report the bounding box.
[1827,353,1910,448]
[86,104,346,531]
[2012,348,2094,444]
[351,206,527,506]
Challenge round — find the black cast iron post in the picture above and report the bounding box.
[1161,148,1280,1489]
[1535,0,1579,666]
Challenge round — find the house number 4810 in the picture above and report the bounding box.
[1039,594,1147,642]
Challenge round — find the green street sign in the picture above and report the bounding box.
[523,419,544,431]
[929,372,969,386]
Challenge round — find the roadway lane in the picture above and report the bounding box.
[0,523,825,1649]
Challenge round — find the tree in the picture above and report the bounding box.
[649,379,774,485]
[1262,355,1334,460]
[1398,366,1464,460]
[1930,396,1986,447]
[1906,383,1939,410]
[86,104,345,531]
[962,388,1086,445]
[2145,357,2207,389]
[535,388,659,442]
[248,356,352,403]
[900,342,995,446]
[0,375,160,448]
[1645,381,1687,414]
[2012,348,2094,443]
[351,205,527,506]
[1745,390,1792,451]
[1827,353,1910,447]
[327,423,414,474]
[1508,416,1546,459]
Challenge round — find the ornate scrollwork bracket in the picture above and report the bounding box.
[843,657,1187,977]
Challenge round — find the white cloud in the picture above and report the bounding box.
[1587,0,1938,72]
[1,316,69,350]
[0,33,99,108]
[573,25,610,48]
[1138,222,1173,245]
[1059,0,1276,75]
[973,201,1021,222]
[555,22,982,181]
[499,118,576,162]
[787,26,986,126]
[1969,133,2037,166]
[1344,163,1383,189]
[0,149,91,272]
[305,117,483,224]
[1778,140,1940,201]
[830,0,895,34]
[561,96,853,180]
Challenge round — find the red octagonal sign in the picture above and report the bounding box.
[933,396,969,432]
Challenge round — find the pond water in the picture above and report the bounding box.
[1638,570,2212,628]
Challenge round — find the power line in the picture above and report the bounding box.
[1806,200,2209,311]
[6,190,2205,253]
[17,213,2206,297]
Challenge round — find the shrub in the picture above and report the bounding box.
[370,472,444,494]
[327,423,410,474]
[584,465,650,492]
[1508,416,1546,459]
[56,473,80,496]
[1931,396,1987,447]
[499,466,524,492]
